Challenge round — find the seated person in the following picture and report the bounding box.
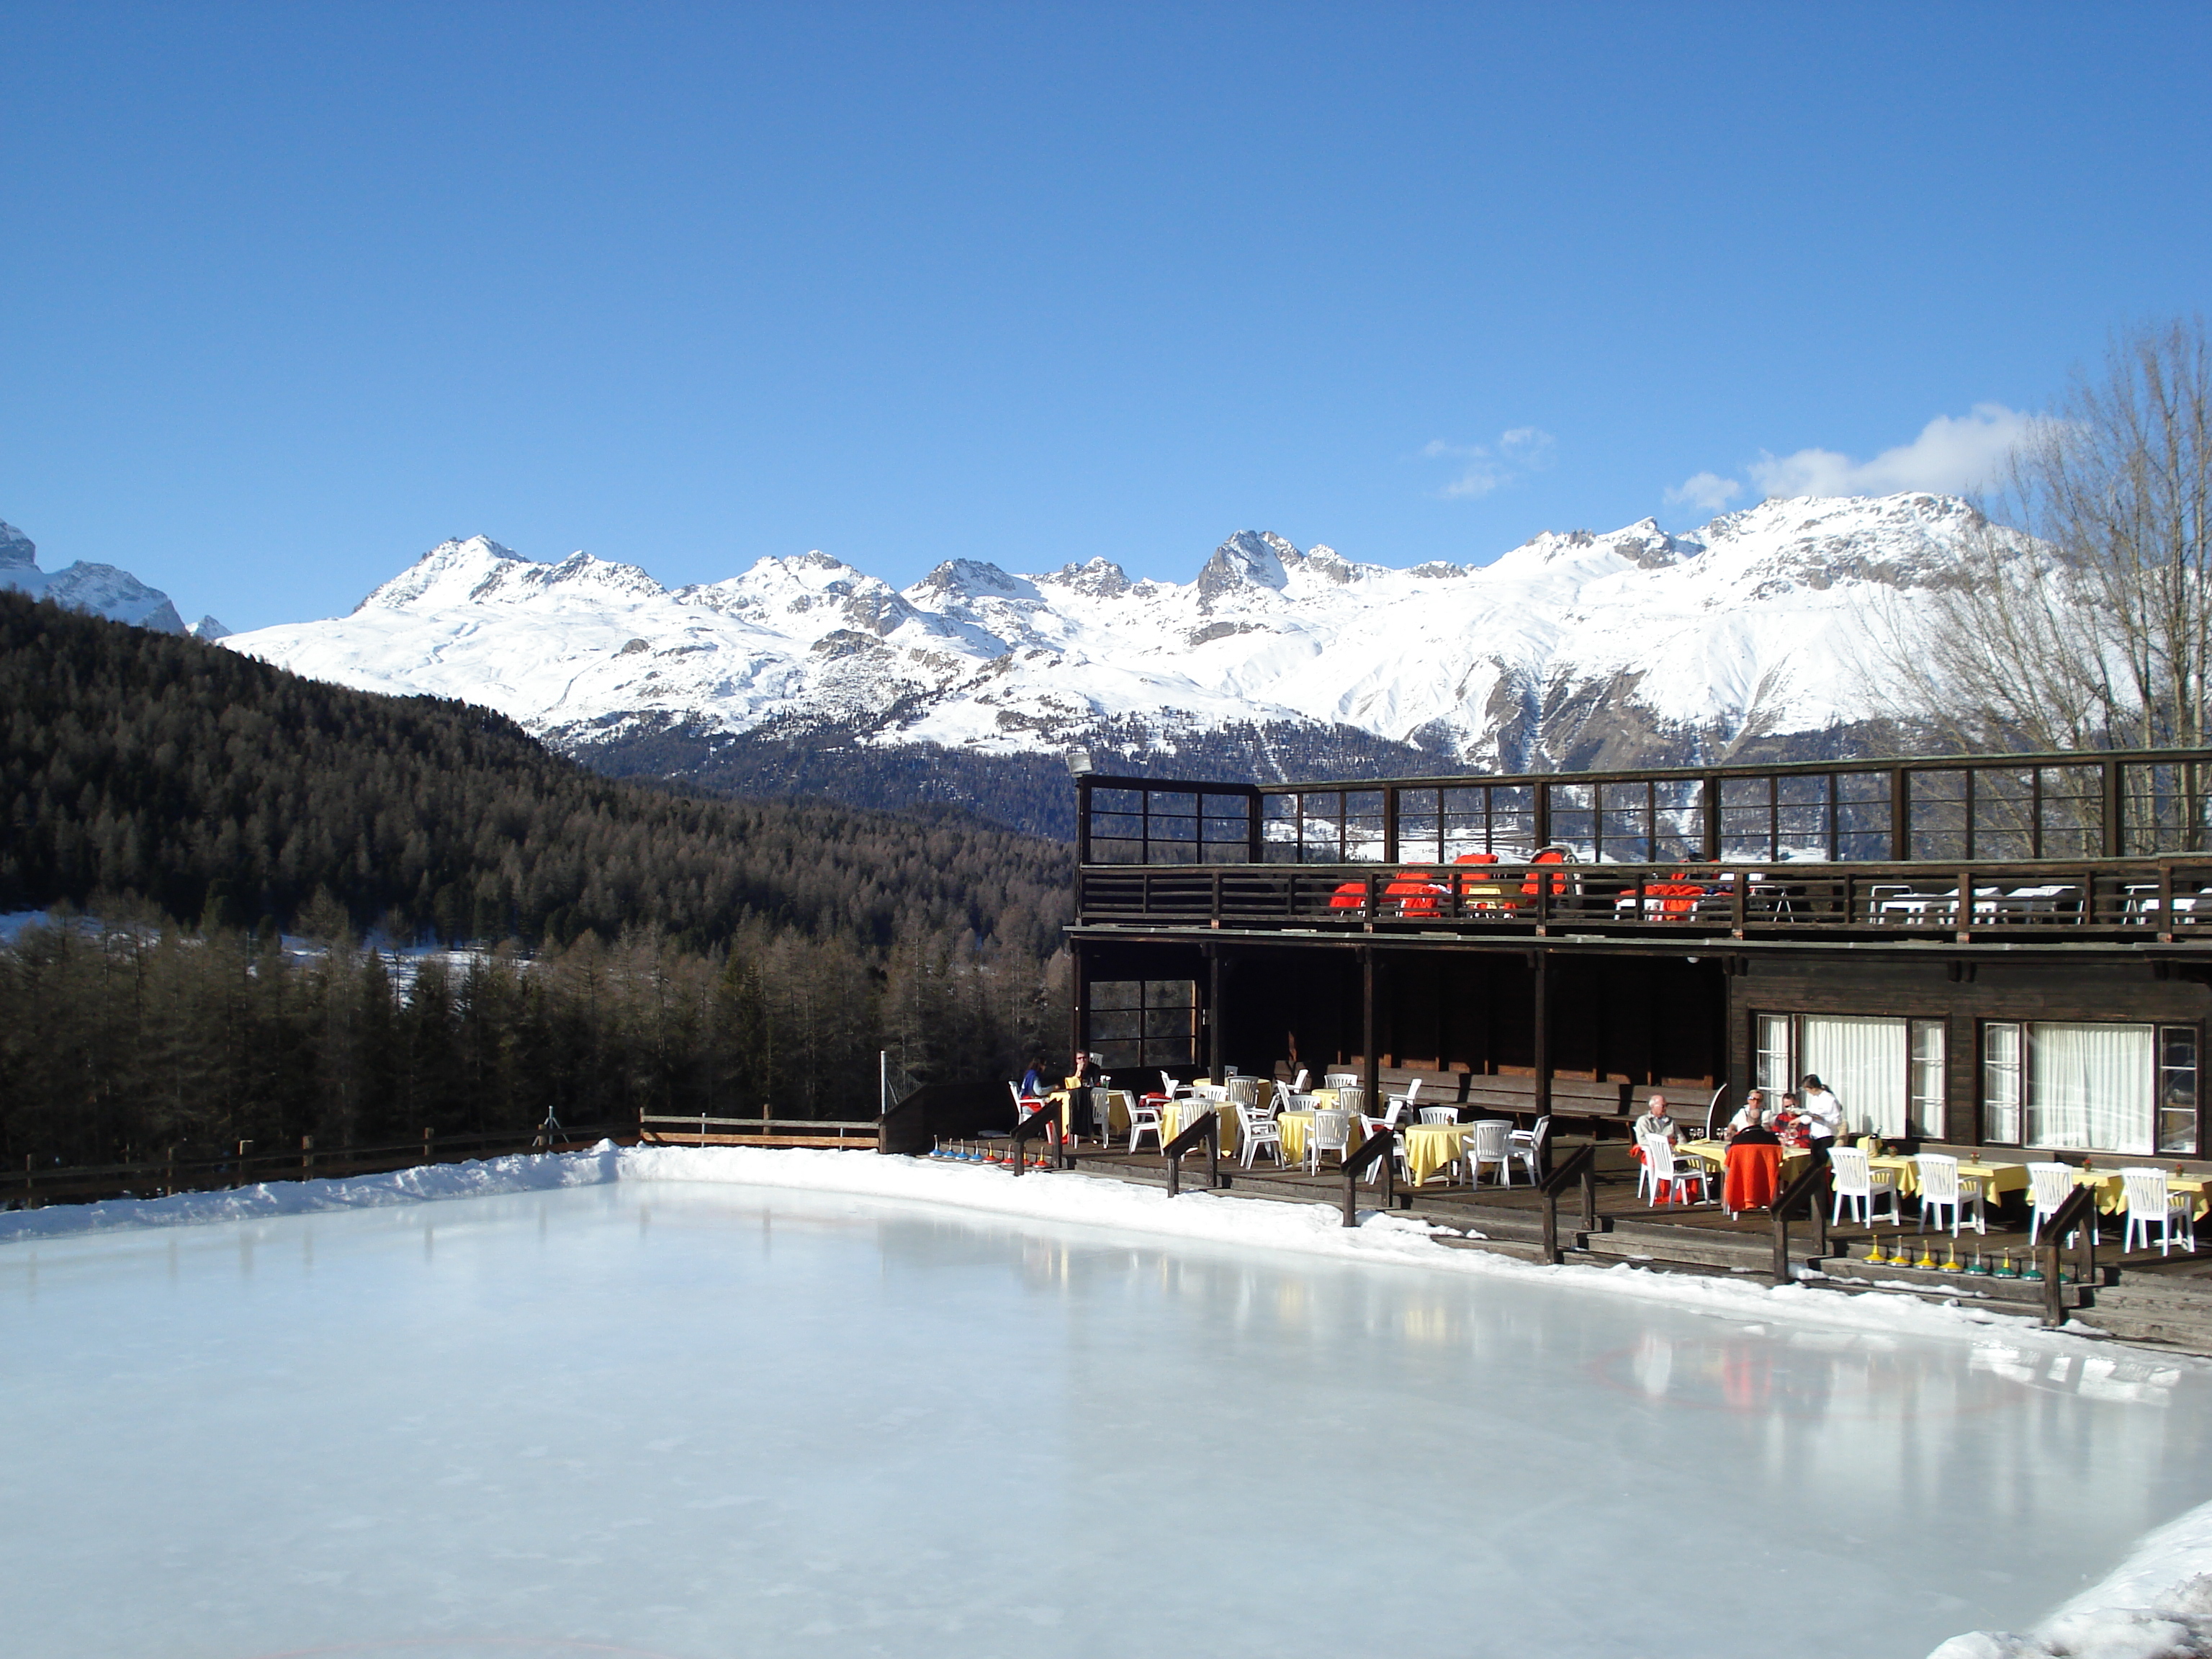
[1728,1104,1781,1146]
[1633,1093,1678,1145]
[1018,1059,1047,1101]
[1770,1105,1810,1149]
[1725,1088,1768,1134]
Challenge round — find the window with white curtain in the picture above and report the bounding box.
[1909,1019,1946,1139]
[1754,1014,1795,1097]
[2160,1028,2200,1154]
[2028,1024,2154,1154]
[1802,1015,1910,1138]
[1982,1022,2023,1143]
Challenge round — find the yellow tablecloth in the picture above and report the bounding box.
[1277,1110,1365,1166]
[1676,1140,1812,1185]
[1869,1156,2031,1203]
[2076,1169,2211,1219]
[1160,1097,1241,1152]
[1400,1123,1473,1185]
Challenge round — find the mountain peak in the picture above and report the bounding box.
[1195,531,1294,603]
[0,521,35,570]
[356,536,531,613]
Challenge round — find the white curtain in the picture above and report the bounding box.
[1804,1016,1908,1138]
[2029,1024,2153,1154]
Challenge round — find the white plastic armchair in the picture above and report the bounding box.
[1508,1116,1551,1184]
[2122,1167,2197,1256]
[1914,1154,1986,1236]
[1828,1146,1899,1228]
[1236,1103,1283,1169]
[1308,1108,1354,1173]
[2026,1162,2078,1248]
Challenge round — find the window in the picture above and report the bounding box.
[1086,980,1198,1073]
[1755,1014,1795,1097]
[1979,1020,2195,1154]
[1909,1019,1947,1139]
[1982,1022,2023,1143]
[2160,1027,2200,1154]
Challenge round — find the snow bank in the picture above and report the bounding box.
[1929,1506,2212,1659]
[0,1141,621,1242]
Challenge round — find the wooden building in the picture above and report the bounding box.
[1070,748,2212,1161]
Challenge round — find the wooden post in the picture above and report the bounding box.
[1532,950,1552,1123]
[1701,773,1722,861]
[2043,1238,2065,1328]
[1360,949,1378,1118]
[1207,947,1223,1079]
[422,1127,434,1165]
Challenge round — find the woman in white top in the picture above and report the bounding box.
[1798,1075,1845,1145]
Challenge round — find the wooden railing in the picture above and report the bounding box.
[1771,1160,1834,1285]
[2036,1184,2104,1327]
[1077,858,2212,942]
[637,1115,876,1146]
[7,1124,635,1211]
[1009,1102,1068,1176]
[1162,1108,1225,1197]
[1538,1143,1598,1264]
[1339,1128,1401,1226]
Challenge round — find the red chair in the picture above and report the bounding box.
[1328,881,1370,911]
[1382,871,1447,917]
[1518,847,1572,903]
[1645,873,1709,920]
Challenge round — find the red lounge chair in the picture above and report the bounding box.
[1519,848,1571,902]
[1382,871,1448,917]
[1328,881,1370,910]
[1645,872,1709,920]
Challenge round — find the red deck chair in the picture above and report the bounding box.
[1645,871,1709,920]
[1328,880,1371,911]
[1518,847,1572,904]
[1382,871,1448,917]
[1724,1141,1782,1214]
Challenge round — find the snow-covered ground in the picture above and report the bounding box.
[5,1146,2209,1658]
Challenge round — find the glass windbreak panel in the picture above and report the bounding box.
[1479,785,1539,859]
[1982,1022,2023,1144]
[1909,770,1969,862]
[1836,770,1893,860]
[1084,980,1197,1071]
[2026,1022,2154,1154]
[1720,777,1776,861]
[1653,780,1705,863]
[1547,781,1596,858]
[1439,786,1494,860]
[1599,781,1653,863]
[1200,793,1251,853]
[1398,787,1443,863]
[1776,774,1834,861]
[2121,761,2212,856]
[1089,811,1146,863]
[2038,765,2103,860]
[1909,1019,1947,1140]
[1336,790,1385,862]
[1754,1013,1795,1097]
[2160,1026,2199,1154]
[1972,768,2036,860]
[1259,793,1300,861]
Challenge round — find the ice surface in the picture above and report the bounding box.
[5,1153,2211,1659]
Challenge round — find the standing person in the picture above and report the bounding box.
[1798,1075,1844,1153]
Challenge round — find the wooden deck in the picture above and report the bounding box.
[966,1133,2212,1353]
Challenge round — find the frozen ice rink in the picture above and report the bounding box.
[6,1175,2210,1659]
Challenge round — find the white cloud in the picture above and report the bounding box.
[1424,428,1556,499]
[1665,471,1744,512]
[1746,403,2036,500]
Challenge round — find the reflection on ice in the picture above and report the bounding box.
[4,1179,2209,1659]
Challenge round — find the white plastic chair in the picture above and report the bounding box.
[1008,1080,1042,1118]
[1386,1079,1424,1116]
[1236,1103,1283,1169]
[1226,1076,1262,1109]
[2026,1162,2079,1248]
[1334,1087,1367,1120]
[1308,1108,1353,1174]
[1417,1105,1460,1126]
[1323,1072,1359,1093]
[1509,1116,1551,1184]
[1289,1069,1310,1093]
[1643,1138,1709,1207]
[1356,1112,1403,1185]
[1125,1095,1164,1154]
[1159,1070,1191,1101]
[1828,1146,1900,1228]
[1915,1154,1985,1236]
[1632,1126,1663,1204]
[2122,1167,2197,1256]
[1467,1120,1514,1187]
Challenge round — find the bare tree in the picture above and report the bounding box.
[1882,318,2212,755]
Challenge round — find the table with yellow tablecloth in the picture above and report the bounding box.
[1160,1097,1241,1153]
[1676,1140,1812,1187]
[1277,1107,1365,1166]
[1864,1155,2031,1206]
[2074,1168,2212,1219]
[1401,1122,1474,1186]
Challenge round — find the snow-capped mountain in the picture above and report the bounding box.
[225,493,1985,804]
[0,521,192,635]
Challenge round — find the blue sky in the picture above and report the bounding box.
[4,3,2208,631]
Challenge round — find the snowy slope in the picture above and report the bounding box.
[223,493,1996,773]
[0,519,189,634]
